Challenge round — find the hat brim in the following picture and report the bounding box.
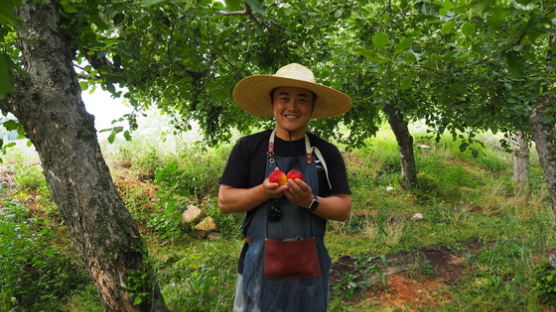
[232,75,352,118]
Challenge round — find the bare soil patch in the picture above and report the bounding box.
[330,241,483,309]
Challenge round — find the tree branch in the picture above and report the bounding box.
[73,63,102,80]
[452,4,556,73]
[217,3,265,27]
[216,9,249,16]
[452,30,527,72]
[81,48,120,74]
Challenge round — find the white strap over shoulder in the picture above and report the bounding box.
[313,146,332,190]
[304,133,332,190]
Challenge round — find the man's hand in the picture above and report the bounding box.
[284,178,313,209]
[263,178,288,199]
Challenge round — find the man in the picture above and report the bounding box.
[218,63,352,311]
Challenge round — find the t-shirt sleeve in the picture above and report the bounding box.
[325,144,351,195]
[219,138,250,188]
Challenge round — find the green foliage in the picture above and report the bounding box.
[148,164,188,240]
[532,259,556,305]
[0,0,20,100]
[0,127,554,311]
[0,52,13,98]
[13,164,48,193]
[406,259,438,281]
[202,197,243,239]
[330,255,387,301]
[125,266,151,306]
[0,117,19,142]
[158,240,239,312]
[151,159,243,240]
[62,284,103,312]
[155,143,229,197]
[0,200,89,311]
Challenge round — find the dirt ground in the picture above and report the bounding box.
[329,242,478,310]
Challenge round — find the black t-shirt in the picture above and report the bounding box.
[219,129,351,196]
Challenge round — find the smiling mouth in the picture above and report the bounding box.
[284,114,300,120]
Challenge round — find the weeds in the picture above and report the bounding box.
[532,259,556,306]
[1,127,555,311]
[0,200,89,311]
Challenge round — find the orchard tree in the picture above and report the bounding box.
[0,0,170,310]
[415,0,556,210]
[334,0,555,204]
[0,0,370,309]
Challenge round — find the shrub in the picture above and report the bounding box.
[0,200,89,311]
[13,164,47,193]
[532,259,556,306]
[160,241,238,312]
[203,197,244,239]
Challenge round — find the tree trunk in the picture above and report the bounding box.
[529,94,556,214]
[0,1,170,311]
[512,131,529,186]
[383,103,417,189]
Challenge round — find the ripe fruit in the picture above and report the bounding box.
[268,168,287,185]
[287,169,303,181]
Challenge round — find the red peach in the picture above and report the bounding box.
[268,168,287,185]
[287,169,303,181]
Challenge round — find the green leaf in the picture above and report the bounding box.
[113,13,125,25]
[400,78,412,91]
[224,0,242,11]
[16,125,25,136]
[506,52,526,76]
[0,1,21,26]
[334,8,345,19]
[419,2,436,16]
[79,81,88,91]
[441,21,456,34]
[459,142,469,153]
[359,52,389,64]
[354,49,389,63]
[487,11,505,29]
[123,130,132,141]
[395,37,413,52]
[244,0,265,16]
[372,32,389,48]
[26,140,32,147]
[3,120,19,131]
[542,115,554,124]
[108,132,116,143]
[142,0,164,6]
[0,53,13,98]
[461,22,476,35]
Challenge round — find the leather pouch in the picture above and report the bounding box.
[263,237,321,279]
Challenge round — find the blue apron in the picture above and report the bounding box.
[233,130,331,312]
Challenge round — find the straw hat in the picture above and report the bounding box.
[232,63,352,118]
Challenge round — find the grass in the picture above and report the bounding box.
[0,126,555,311]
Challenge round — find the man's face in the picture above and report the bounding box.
[272,86,315,138]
